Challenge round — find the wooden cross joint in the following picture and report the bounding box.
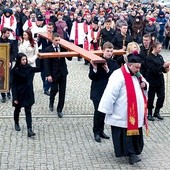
[38,32,126,63]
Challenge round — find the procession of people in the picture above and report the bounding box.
[0,0,170,165]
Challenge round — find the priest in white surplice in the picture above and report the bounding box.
[98,52,149,165]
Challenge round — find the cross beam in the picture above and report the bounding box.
[38,32,126,63]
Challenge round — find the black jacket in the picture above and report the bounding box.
[44,45,72,81]
[100,27,115,47]
[12,64,40,107]
[112,32,132,50]
[140,44,150,78]
[145,53,166,86]
[89,58,118,101]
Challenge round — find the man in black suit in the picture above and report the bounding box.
[89,42,118,142]
[44,33,72,118]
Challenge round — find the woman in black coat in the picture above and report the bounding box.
[12,53,40,137]
[145,42,170,121]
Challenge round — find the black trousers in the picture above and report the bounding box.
[92,100,105,135]
[111,126,144,157]
[50,76,67,112]
[14,105,32,129]
[148,84,165,110]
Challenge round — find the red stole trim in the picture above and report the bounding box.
[83,22,88,50]
[138,75,149,136]
[0,15,14,31]
[28,19,32,28]
[75,21,78,45]
[121,66,139,136]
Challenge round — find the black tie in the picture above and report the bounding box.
[55,47,58,52]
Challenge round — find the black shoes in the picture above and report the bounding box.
[15,123,21,131]
[77,57,82,61]
[57,112,63,118]
[7,93,11,99]
[44,91,50,96]
[94,134,101,143]
[100,132,110,139]
[153,114,164,120]
[147,115,155,121]
[94,132,110,142]
[49,102,54,111]
[129,154,141,165]
[49,105,53,112]
[153,108,164,120]
[28,128,36,137]
[1,97,6,103]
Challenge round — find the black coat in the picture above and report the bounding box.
[100,27,115,47]
[89,58,118,101]
[145,53,166,86]
[112,32,132,50]
[44,45,72,81]
[12,64,40,107]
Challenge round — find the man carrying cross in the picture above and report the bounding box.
[44,33,72,118]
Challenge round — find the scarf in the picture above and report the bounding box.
[121,65,148,136]
[0,14,14,31]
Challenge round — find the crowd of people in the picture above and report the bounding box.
[0,0,170,165]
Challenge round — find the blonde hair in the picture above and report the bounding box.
[125,42,141,63]
[126,42,140,55]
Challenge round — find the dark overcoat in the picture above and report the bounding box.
[12,64,40,107]
[89,58,118,102]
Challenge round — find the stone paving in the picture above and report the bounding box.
[0,50,170,170]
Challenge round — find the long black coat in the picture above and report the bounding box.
[12,64,40,107]
[145,53,166,86]
[89,58,118,102]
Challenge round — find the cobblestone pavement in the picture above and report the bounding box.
[0,50,170,170]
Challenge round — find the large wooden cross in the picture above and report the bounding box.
[38,32,126,63]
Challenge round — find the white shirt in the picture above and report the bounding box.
[98,64,149,128]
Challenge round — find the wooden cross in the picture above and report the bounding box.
[38,32,126,64]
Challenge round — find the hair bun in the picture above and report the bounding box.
[133,51,139,55]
